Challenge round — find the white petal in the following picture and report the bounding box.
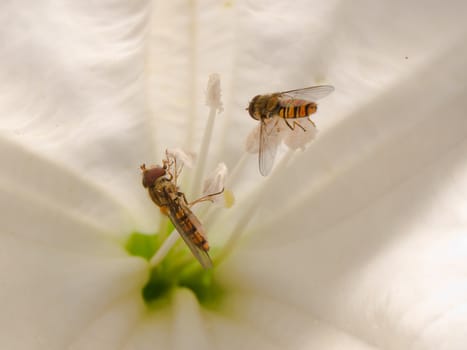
[172,289,210,350]
[147,1,238,157]
[0,136,137,235]
[205,312,283,350]
[218,292,380,350]
[68,294,146,350]
[123,308,172,350]
[0,0,156,224]
[0,233,147,349]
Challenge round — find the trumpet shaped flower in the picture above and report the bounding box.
[0,1,467,349]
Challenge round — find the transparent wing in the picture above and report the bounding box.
[279,85,334,102]
[259,117,281,176]
[168,205,213,269]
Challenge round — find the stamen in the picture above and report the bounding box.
[205,73,223,113]
[166,148,196,169]
[215,150,294,264]
[191,74,223,198]
[149,230,180,267]
[193,162,232,224]
[214,185,264,264]
[225,153,248,188]
[202,163,227,201]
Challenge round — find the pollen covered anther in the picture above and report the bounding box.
[166,148,196,169]
[205,73,223,113]
[202,163,234,207]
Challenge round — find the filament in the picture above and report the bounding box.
[215,149,294,264]
[190,74,223,198]
[149,230,179,267]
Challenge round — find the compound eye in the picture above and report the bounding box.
[248,95,260,120]
[142,166,166,188]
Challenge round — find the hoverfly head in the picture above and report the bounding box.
[247,95,261,120]
[141,164,166,188]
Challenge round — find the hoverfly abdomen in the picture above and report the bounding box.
[278,100,318,119]
[172,203,210,251]
[307,103,318,116]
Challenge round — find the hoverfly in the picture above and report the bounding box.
[247,85,334,176]
[141,152,223,269]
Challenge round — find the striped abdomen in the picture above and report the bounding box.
[278,100,317,119]
[172,204,210,251]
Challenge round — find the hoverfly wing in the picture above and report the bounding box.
[184,211,213,268]
[167,205,213,269]
[177,228,213,269]
[258,117,281,176]
[279,85,334,103]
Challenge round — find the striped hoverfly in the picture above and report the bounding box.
[141,152,223,269]
[247,85,334,176]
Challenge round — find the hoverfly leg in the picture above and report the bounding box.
[284,119,306,132]
[307,117,316,128]
[178,191,189,206]
[163,152,181,183]
[284,118,293,130]
[164,150,185,186]
[164,166,174,181]
[172,156,179,186]
[294,121,307,132]
[162,158,173,181]
[187,188,225,207]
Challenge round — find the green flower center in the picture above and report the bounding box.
[125,224,225,309]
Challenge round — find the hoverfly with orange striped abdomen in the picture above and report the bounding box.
[141,151,223,269]
[247,85,334,176]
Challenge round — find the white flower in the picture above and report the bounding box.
[1,1,467,350]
